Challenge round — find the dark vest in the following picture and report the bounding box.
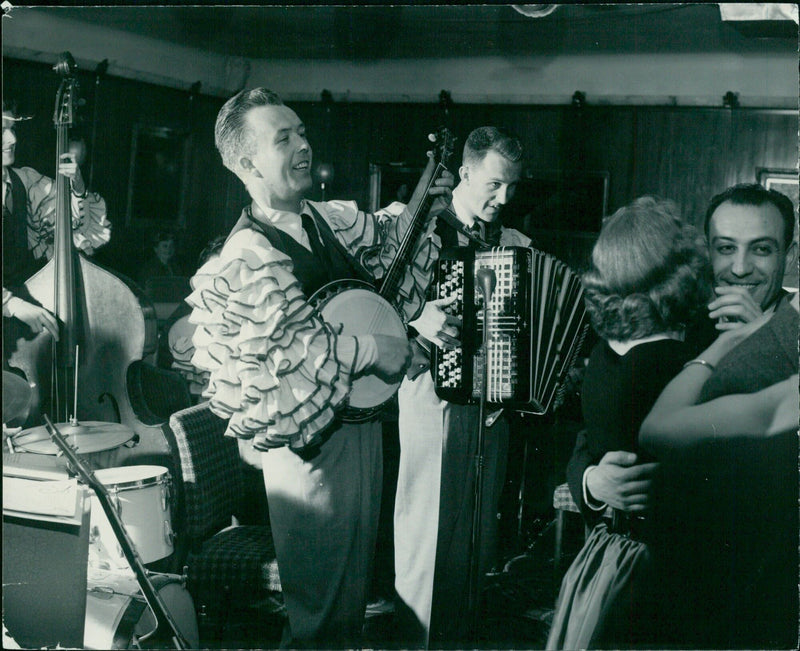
[230,203,363,298]
[3,168,43,289]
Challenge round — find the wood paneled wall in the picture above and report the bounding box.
[4,57,796,279]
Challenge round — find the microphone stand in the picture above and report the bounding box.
[468,267,496,642]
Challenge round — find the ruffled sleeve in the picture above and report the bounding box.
[70,190,111,255]
[16,166,111,261]
[186,228,358,450]
[310,199,439,324]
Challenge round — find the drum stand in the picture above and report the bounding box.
[467,268,496,642]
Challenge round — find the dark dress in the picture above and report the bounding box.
[567,318,715,521]
[561,338,701,647]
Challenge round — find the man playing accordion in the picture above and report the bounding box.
[394,126,532,648]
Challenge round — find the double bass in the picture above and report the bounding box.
[7,53,168,462]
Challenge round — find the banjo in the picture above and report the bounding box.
[311,127,455,421]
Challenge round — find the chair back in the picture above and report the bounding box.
[169,402,243,541]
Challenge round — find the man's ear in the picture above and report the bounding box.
[458,164,469,183]
[239,156,261,178]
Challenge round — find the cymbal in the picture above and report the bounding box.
[3,371,32,424]
[12,421,135,455]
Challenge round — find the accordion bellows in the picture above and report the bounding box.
[433,246,589,414]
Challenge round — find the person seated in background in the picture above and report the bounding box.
[567,182,796,524]
[639,290,798,649]
[549,196,714,648]
[137,229,182,290]
[2,99,110,343]
[158,235,226,401]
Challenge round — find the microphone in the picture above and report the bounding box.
[476,267,496,304]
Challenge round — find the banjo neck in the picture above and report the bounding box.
[377,127,455,302]
[309,128,455,426]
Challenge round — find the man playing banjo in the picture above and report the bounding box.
[186,87,453,648]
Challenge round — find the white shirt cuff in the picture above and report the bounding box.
[4,296,24,318]
[583,465,609,512]
[352,334,378,375]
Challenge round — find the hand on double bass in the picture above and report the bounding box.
[4,294,59,339]
[58,151,87,197]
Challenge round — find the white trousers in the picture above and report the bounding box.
[395,371,508,647]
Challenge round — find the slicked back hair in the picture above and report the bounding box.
[705,183,796,249]
[214,87,284,173]
[462,126,523,168]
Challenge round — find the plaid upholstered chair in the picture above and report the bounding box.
[165,402,282,638]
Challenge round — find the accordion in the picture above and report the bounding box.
[432,246,589,414]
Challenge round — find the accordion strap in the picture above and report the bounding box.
[437,206,492,248]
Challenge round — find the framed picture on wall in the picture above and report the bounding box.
[369,163,424,212]
[757,168,799,289]
[756,168,798,215]
[126,124,191,227]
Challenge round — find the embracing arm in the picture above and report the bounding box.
[565,428,594,512]
[640,314,796,454]
[641,375,798,455]
[566,429,657,518]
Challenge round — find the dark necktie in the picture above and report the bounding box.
[3,179,12,218]
[467,221,485,248]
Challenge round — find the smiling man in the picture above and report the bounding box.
[705,183,797,328]
[187,87,452,648]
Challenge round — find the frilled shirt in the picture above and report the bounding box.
[2,165,110,261]
[2,165,111,315]
[187,198,438,449]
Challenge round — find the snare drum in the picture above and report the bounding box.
[84,569,199,650]
[90,466,174,568]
